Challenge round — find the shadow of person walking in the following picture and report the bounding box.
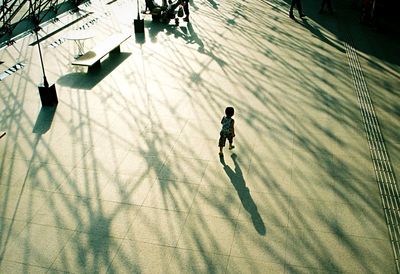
[220,153,266,235]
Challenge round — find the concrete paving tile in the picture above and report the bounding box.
[183,100,221,122]
[0,187,51,222]
[139,97,190,121]
[51,231,122,274]
[291,150,333,184]
[181,119,220,141]
[158,156,208,183]
[231,221,287,265]
[327,233,396,273]
[0,134,41,162]
[0,158,31,187]
[126,207,189,246]
[65,133,115,152]
[201,161,237,188]
[143,116,187,136]
[288,197,339,234]
[166,248,229,274]
[24,162,73,192]
[325,116,366,141]
[293,107,331,132]
[190,184,242,220]
[237,191,290,228]
[144,88,188,108]
[285,228,340,271]
[31,117,70,144]
[1,224,74,269]
[73,107,121,128]
[142,179,200,212]
[30,193,89,231]
[335,203,388,240]
[76,146,129,174]
[33,141,91,168]
[107,239,175,274]
[76,130,136,151]
[116,152,165,178]
[326,154,375,182]
[287,225,396,272]
[100,175,155,205]
[240,100,296,134]
[75,199,140,239]
[284,264,340,274]
[45,132,92,154]
[289,176,342,203]
[56,168,113,199]
[127,131,180,159]
[246,159,292,196]
[301,136,363,164]
[0,217,28,259]
[171,136,212,160]
[94,127,143,153]
[177,214,237,255]
[328,178,381,205]
[227,256,285,274]
[248,128,295,156]
[202,138,229,162]
[0,260,48,274]
[220,152,251,174]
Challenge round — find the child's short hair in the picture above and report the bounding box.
[225,107,234,117]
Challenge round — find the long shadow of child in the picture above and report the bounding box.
[220,153,266,235]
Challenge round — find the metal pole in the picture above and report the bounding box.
[35,29,49,88]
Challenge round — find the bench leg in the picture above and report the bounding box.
[88,60,101,72]
[110,45,121,55]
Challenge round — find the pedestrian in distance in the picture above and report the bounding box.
[319,0,334,14]
[289,0,305,19]
[219,107,235,156]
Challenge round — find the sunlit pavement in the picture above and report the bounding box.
[0,0,399,272]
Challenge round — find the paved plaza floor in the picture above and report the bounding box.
[0,0,399,272]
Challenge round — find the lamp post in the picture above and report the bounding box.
[34,25,58,106]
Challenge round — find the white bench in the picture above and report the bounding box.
[71,32,131,69]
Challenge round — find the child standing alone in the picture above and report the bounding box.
[219,107,235,156]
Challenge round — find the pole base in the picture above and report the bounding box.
[38,83,58,106]
[134,19,145,33]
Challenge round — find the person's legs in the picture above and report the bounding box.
[228,136,235,150]
[219,134,226,155]
[296,0,305,17]
[320,0,333,13]
[183,0,190,21]
[289,0,296,17]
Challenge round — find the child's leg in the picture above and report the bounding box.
[228,136,235,149]
[219,134,226,155]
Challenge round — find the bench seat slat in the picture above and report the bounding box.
[71,32,131,67]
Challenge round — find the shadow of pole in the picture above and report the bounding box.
[220,153,266,235]
[33,105,57,134]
